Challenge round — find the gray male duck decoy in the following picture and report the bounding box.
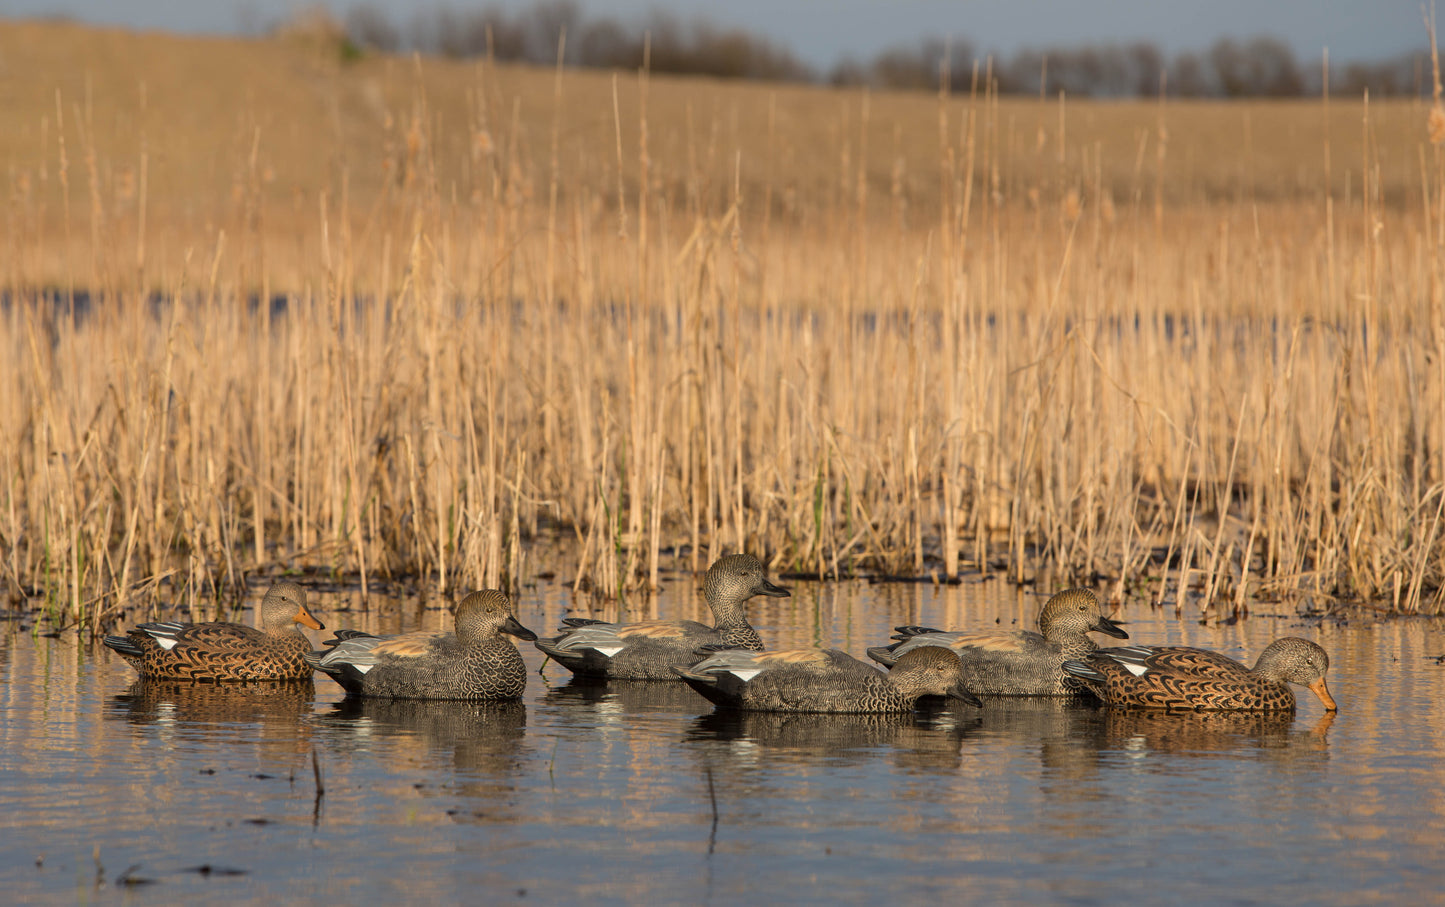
[865,587,1127,697]
[671,645,983,713]
[103,581,324,682]
[1060,637,1338,712]
[306,589,536,700]
[534,554,789,680]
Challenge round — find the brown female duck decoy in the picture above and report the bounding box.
[103,581,324,682]
[306,589,536,700]
[865,588,1128,697]
[1060,637,1338,712]
[671,645,983,713]
[534,554,789,680]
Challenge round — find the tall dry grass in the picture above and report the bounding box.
[0,21,1442,627]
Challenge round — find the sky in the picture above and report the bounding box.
[0,0,1433,69]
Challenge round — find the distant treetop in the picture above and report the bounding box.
[314,1,1430,98]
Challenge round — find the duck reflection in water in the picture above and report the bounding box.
[542,677,716,716]
[1095,708,1335,760]
[1050,707,1333,788]
[112,678,317,756]
[688,703,981,773]
[319,697,528,813]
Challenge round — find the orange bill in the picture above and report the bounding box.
[1307,677,1338,712]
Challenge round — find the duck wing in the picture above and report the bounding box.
[1097,645,1249,678]
[138,621,269,654]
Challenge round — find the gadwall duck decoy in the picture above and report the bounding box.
[865,588,1127,697]
[103,581,324,682]
[1060,637,1338,712]
[671,645,983,713]
[534,554,789,680]
[306,589,537,700]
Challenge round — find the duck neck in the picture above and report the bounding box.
[710,598,751,630]
[1055,633,1099,660]
[466,635,511,659]
[880,678,920,710]
[718,624,764,651]
[1039,612,1097,658]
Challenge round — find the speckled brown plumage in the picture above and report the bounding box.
[307,589,537,700]
[102,581,323,682]
[672,646,983,713]
[1060,637,1338,713]
[865,588,1128,697]
[535,554,789,680]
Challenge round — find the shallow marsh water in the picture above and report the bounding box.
[1,574,1441,904]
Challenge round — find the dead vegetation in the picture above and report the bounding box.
[0,21,1442,627]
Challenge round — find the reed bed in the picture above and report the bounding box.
[1,21,1443,627]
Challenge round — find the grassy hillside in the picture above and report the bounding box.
[0,20,1429,288]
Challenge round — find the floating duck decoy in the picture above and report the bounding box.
[307,589,536,700]
[103,581,324,682]
[1060,637,1338,712]
[535,554,789,680]
[866,588,1127,697]
[672,645,983,713]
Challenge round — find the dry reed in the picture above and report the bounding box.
[0,21,1443,627]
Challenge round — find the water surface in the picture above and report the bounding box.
[1,576,1439,904]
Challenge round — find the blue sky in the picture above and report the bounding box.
[1,1,1431,68]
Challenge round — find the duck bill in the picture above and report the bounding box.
[948,685,984,708]
[500,615,539,642]
[295,610,325,631]
[1307,677,1338,712]
[1093,615,1129,639]
[757,578,791,598]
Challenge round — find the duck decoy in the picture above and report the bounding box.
[671,645,982,713]
[866,587,1127,697]
[307,589,536,700]
[103,581,323,682]
[1060,637,1338,712]
[534,553,789,680]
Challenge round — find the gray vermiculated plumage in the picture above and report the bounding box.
[672,646,982,713]
[102,581,324,682]
[308,589,536,700]
[1060,637,1337,713]
[864,588,1128,697]
[534,553,789,680]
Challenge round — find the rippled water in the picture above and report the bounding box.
[1,574,1441,904]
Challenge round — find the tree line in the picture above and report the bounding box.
[325,2,1429,98]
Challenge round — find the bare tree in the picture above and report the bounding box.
[522,0,583,63]
[345,4,399,52]
[274,4,1433,99]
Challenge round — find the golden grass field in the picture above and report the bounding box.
[1,20,1442,625]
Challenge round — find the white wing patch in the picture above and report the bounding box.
[355,663,374,674]
[1123,662,1148,677]
[726,668,763,681]
[156,638,178,651]
[592,647,625,657]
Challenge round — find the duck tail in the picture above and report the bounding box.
[670,665,716,684]
[865,645,899,667]
[890,625,945,640]
[102,635,143,658]
[319,629,377,648]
